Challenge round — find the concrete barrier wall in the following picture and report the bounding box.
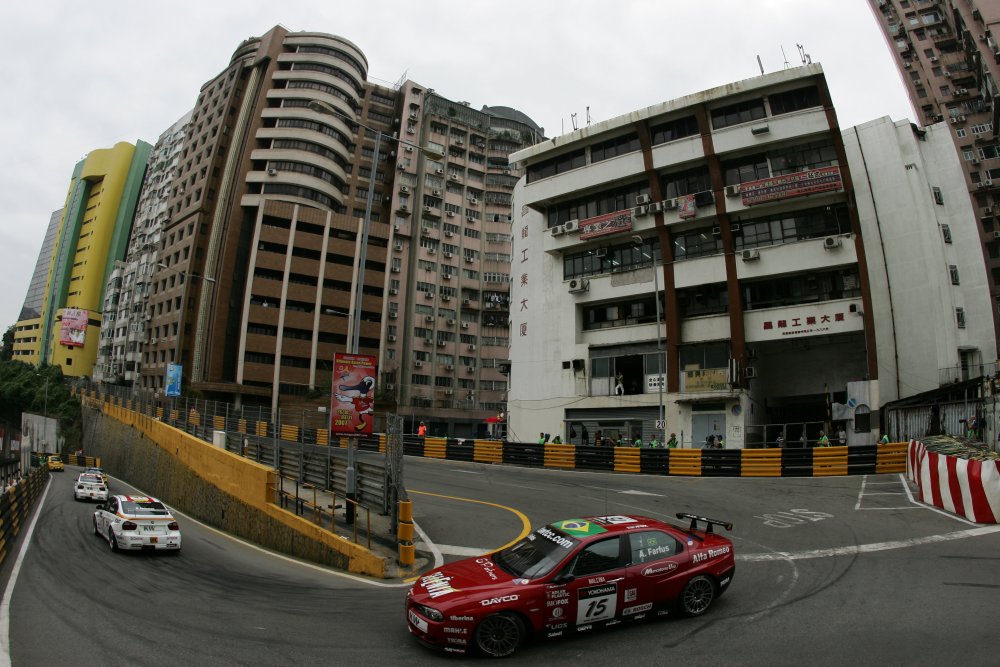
[907,440,1000,523]
[83,399,388,577]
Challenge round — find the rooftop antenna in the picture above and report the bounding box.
[756,55,764,76]
[781,45,791,69]
[797,43,811,65]
[571,113,579,131]
[586,106,591,126]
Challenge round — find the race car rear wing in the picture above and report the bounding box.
[676,513,734,539]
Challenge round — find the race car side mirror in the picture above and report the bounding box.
[551,572,575,584]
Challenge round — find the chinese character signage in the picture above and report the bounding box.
[677,194,697,219]
[59,308,88,347]
[165,364,182,397]
[579,209,633,240]
[740,166,843,206]
[331,353,377,435]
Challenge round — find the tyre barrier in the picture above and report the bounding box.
[402,439,908,478]
[907,440,1000,523]
[0,467,47,567]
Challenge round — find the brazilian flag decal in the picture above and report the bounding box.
[553,519,607,537]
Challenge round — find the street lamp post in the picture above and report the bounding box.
[308,99,444,523]
[634,236,665,442]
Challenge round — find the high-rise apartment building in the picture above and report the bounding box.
[508,64,993,448]
[94,112,191,386]
[12,209,63,362]
[869,0,1000,350]
[14,141,151,376]
[137,26,540,436]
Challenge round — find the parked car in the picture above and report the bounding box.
[93,495,181,553]
[407,513,735,657]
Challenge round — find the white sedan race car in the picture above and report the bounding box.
[93,495,181,553]
[74,473,108,502]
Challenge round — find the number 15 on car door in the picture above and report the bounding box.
[577,583,618,624]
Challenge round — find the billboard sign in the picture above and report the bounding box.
[578,209,633,240]
[165,364,183,397]
[740,166,843,206]
[59,308,88,347]
[330,353,377,436]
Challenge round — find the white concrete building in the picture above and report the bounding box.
[507,64,995,449]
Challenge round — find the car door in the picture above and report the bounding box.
[623,530,689,616]
[98,497,118,534]
[553,536,627,631]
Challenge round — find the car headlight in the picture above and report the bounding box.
[415,604,444,622]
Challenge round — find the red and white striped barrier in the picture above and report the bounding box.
[907,440,1000,524]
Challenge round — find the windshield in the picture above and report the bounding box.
[121,500,169,516]
[494,526,579,579]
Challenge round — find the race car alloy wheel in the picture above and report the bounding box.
[108,529,119,552]
[681,575,716,616]
[474,612,525,658]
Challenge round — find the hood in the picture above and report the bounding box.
[410,555,517,607]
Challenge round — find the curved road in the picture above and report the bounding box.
[5,459,999,665]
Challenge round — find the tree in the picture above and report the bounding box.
[0,324,13,362]
[0,360,82,453]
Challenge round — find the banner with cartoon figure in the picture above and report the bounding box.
[59,308,89,347]
[331,353,377,435]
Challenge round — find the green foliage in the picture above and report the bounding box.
[0,325,13,362]
[0,360,82,452]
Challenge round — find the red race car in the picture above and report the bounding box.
[406,513,735,657]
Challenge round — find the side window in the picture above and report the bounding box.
[629,531,683,565]
[570,537,623,577]
[107,498,118,513]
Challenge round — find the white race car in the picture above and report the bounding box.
[93,494,181,553]
[74,473,108,502]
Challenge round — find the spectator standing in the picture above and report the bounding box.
[817,430,830,447]
[838,427,847,446]
[417,421,427,437]
[667,433,678,448]
[615,372,624,396]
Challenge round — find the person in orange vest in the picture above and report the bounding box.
[417,421,427,437]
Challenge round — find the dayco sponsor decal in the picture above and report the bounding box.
[476,557,499,580]
[420,572,460,599]
[449,615,473,622]
[642,562,679,576]
[537,527,575,549]
[480,595,519,606]
[622,603,653,616]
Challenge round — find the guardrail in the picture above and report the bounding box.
[0,466,48,565]
[399,437,908,477]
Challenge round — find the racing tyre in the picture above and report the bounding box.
[474,612,525,658]
[108,529,119,553]
[680,575,715,616]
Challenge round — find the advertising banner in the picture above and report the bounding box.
[740,166,843,206]
[165,364,182,397]
[578,209,633,240]
[331,353,377,435]
[59,308,88,347]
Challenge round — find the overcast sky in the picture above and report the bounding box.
[0,0,913,333]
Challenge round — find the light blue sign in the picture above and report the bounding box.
[165,364,182,397]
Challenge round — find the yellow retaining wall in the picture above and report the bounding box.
[740,449,783,477]
[812,447,849,476]
[423,438,447,459]
[669,449,702,476]
[614,448,641,473]
[877,442,908,473]
[544,444,576,468]
[99,402,387,578]
[474,440,503,463]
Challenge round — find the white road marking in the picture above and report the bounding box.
[412,518,444,570]
[739,524,1000,562]
[0,478,53,667]
[434,544,490,557]
[899,472,978,526]
[620,490,664,497]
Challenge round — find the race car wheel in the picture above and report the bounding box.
[474,612,525,658]
[680,575,715,616]
[108,530,119,552]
